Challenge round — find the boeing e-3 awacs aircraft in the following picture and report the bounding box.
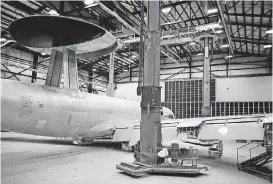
[1,79,174,145]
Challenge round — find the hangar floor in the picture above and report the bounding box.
[1,132,270,184]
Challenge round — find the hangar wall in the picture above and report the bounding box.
[114,54,272,117]
[115,76,272,118]
[216,76,272,102]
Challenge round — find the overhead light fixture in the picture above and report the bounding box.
[41,52,46,56]
[215,30,223,34]
[265,30,273,34]
[207,8,218,15]
[225,55,233,59]
[124,68,129,71]
[84,0,95,5]
[131,55,137,59]
[161,7,172,14]
[84,2,99,8]
[221,44,229,48]
[49,9,59,15]
[197,53,203,56]
[189,42,196,46]
[264,45,272,49]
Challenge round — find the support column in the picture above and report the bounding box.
[202,37,211,117]
[45,49,63,87]
[129,68,132,82]
[269,56,272,75]
[140,1,162,165]
[226,57,230,77]
[63,48,78,90]
[31,54,38,83]
[106,52,115,97]
[88,68,93,93]
[189,54,192,79]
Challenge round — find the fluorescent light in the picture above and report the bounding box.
[197,53,203,56]
[189,42,196,46]
[84,0,95,5]
[264,45,272,48]
[221,44,229,48]
[41,52,46,56]
[124,69,128,71]
[161,7,172,14]
[207,8,218,14]
[85,2,99,8]
[131,55,137,59]
[215,30,223,34]
[225,55,233,59]
[49,10,59,15]
[0,38,6,42]
[265,30,273,34]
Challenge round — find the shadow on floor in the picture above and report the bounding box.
[118,171,208,179]
[1,137,130,152]
[1,137,74,146]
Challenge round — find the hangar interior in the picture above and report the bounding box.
[1,0,272,184]
[1,0,272,117]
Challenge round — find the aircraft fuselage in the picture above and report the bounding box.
[1,79,141,138]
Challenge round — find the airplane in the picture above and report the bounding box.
[1,79,174,145]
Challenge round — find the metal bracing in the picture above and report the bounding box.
[1,0,272,79]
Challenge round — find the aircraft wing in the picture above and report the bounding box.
[198,115,267,141]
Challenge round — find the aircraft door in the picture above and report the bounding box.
[19,97,31,118]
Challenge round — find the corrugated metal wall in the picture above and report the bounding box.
[162,79,216,118]
[163,76,272,118]
[216,76,272,102]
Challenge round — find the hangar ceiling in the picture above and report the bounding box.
[1,0,272,80]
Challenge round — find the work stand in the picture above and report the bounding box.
[116,142,209,177]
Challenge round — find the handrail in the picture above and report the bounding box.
[250,144,263,159]
[237,142,253,166]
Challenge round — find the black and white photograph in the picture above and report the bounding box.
[0,0,272,183]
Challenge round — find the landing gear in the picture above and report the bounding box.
[72,137,94,145]
[121,142,133,151]
[208,140,223,159]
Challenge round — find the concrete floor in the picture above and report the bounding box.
[1,132,271,184]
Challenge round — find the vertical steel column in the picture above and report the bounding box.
[31,54,38,83]
[189,54,192,79]
[63,48,78,90]
[137,0,145,96]
[88,68,93,93]
[106,52,115,97]
[140,1,162,165]
[202,37,211,117]
[45,49,63,87]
